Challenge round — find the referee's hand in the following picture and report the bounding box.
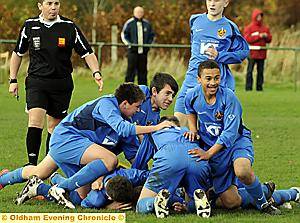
[94,72,103,92]
[9,83,19,98]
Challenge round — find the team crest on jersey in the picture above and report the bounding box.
[217,28,226,39]
[58,38,66,47]
[215,111,224,121]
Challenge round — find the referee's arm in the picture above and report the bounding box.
[84,53,103,92]
[9,52,22,97]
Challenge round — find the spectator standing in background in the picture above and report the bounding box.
[121,6,155,85]
[244,9,272,91]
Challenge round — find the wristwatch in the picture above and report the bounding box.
[9,78,17,84]
[93,71,102,80]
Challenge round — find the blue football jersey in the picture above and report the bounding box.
[132,85,160,126]
[185,85,251,149]
[132,127,200,169]
[51,95,136,153]
[183,13,249,91]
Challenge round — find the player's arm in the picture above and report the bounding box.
[189,143,223,161]
[215,92,242,149]
[184,113,200,141]
[215,24,250,64]
[95,100,175,137]
[184,90,200,141]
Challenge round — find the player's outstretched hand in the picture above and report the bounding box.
[155,120,176,131]
[105,201,132,210]
[188,148,211,161]
[183,131,200,141]
[172,202,187,213]
[91,176,104,190]
[204,45,218,60]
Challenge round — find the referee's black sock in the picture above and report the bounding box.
[26,127,43,165]
[45,132,51,156]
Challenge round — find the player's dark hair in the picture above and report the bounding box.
[198,60,220,77]
[159,115,180,127]
[115,83,145,105]
[150,73,179,96]
[132,186,143,209]
[106,176,134,203]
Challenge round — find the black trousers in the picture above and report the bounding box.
[125,52,148,85]
[246,58,265,91]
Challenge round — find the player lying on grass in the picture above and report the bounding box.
[184,60,280,215]
[15,168,149,210]
[0,83,175,207]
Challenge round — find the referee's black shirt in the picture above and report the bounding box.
[14,15,93,79]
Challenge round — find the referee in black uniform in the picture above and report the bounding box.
[9,0,103,165]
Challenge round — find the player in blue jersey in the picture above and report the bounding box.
[125,72,178,161]
[0,83,175,207]
[174,0,249,126]
[184,60,280,215]
[133,72,178,127]
[15,168,149,210]
[135,116,212,218]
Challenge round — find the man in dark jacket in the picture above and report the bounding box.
[244,9,272,91]
[121,6,155,85]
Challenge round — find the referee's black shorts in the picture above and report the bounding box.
[25,76,74,119]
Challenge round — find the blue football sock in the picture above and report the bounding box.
[187,199,196,213]
[0,168,24,187]
[37,183,53,201]
[272,189,298,206]
[238,188,253,208]
[136,197,155,214]
[69,190,83,205]
[51,173,66,185]
[58,159,109,191]
[238,184,273,209]
[244,176,267,210]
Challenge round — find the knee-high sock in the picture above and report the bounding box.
[57,159,109,191]
[45,132,51,156]
[69,190,83,205]
[244,177,267,210]
[245,177,267,210]
[51,173,66,185]
[0,168,24,187]
[136,197,155,214]
[26,127,43,165]
[37,183,53,201]
[238,183,270,208]
[272,189,298,206]
[187,199,196,213]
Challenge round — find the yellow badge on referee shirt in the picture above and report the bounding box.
[58,38,66,47]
